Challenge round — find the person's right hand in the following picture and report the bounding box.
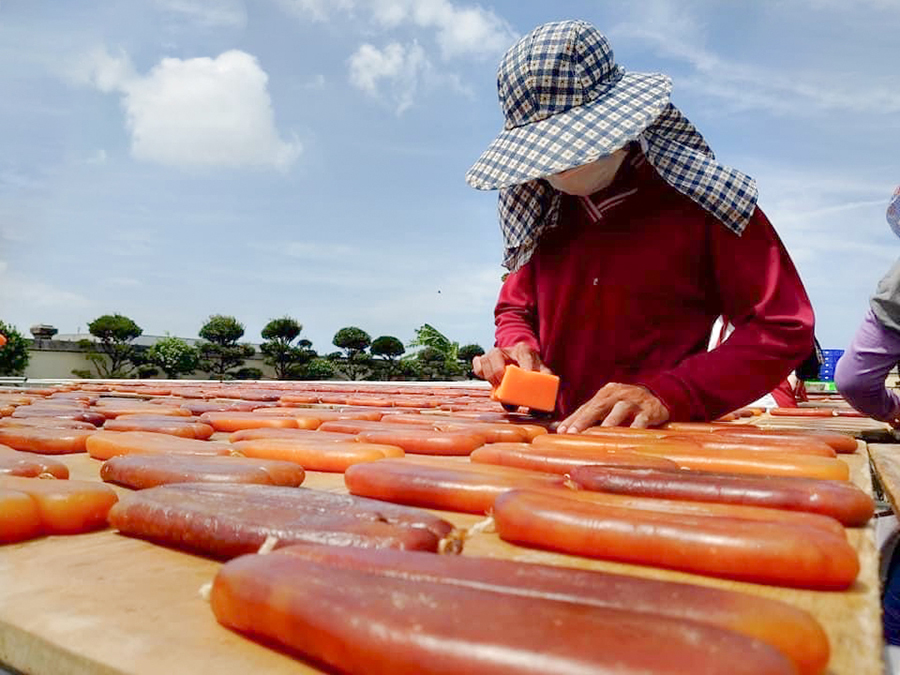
[471,342,553,387]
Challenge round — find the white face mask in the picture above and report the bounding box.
[545,148,629,196]
[889,186,900,239]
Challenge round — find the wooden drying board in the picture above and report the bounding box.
[0,448,883,675]
[753,412,898,443]
[870,444,900,514]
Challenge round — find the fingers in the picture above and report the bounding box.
[477,349,510,386]
[472,356,486,380]
[558,384,669,432]
[558,396,614,435]
[472,353,498,384]
[474,342,551,387]
[511,343,555,375]
[631,411,652,429]
[600,400,635,427]
[513,345,537,372]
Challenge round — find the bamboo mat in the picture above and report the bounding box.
[0,448,884,675]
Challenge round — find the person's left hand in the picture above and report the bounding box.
[556,383,669,433]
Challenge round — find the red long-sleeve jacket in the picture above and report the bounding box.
[494,153,814,421]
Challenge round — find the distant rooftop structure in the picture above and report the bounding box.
[30,324,58,339]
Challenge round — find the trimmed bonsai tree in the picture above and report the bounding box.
[197,315,255,381]
[333,326,372,380]
[80,313,143,378]
[260,317,315,380]
[370,335,405,380]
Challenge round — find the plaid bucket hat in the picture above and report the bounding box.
[466,20,759,271]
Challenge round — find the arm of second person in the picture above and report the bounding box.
[835,308,900,422]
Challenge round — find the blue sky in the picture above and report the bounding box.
[1,0,898,357]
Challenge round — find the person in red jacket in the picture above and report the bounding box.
[466,20,814,431]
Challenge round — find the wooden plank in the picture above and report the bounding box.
[0,449,883,675]
[870,444,900,514]
[753,412,897,443]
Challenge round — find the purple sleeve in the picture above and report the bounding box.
[834,309,900,421]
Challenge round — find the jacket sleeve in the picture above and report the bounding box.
[637,207,815,421]
[834,308,900,421]
[494,262,541,351]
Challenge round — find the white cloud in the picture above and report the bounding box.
[300,73,326,89]
[274,0,355,22]
[348,41,430,113]
[0,227,26,243]
[154,0,247,27]
[284,242,358,258]
[753,168,892,251]
[241,244,501,344]
[368,0,516,59]
[353,263,502,334]
[0,265,91,313]
[800,0,900,9]
[274,0,515,111]
[773,198,890,229]
[274,0,516,59]
[249,240,360,260]
[434,6,513,59]
[85,149,107,165]
[611,2,900,116]
[105,229,157,257]
[108,277,142,287]
[77,48,301,170]
[740,161,897,345]
[73,47,137,93]
[674,70,900,117]
[0,168,44,192]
